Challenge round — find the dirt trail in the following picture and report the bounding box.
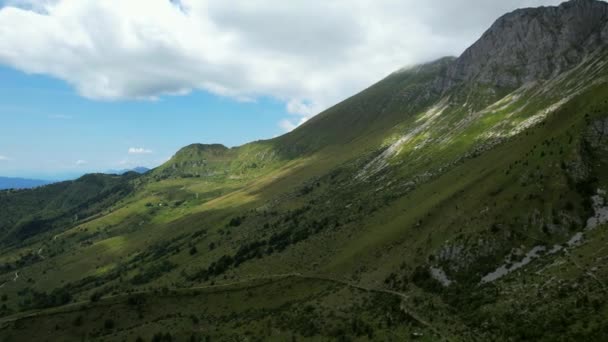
[37,247,45,260]
[188,273,448,339]
[299,274,448,340]
[0,273,455,340]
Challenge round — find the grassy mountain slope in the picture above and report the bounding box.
[1,1,608,340]
[0,173,139,245]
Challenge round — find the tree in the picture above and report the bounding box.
[104,319,115,329]
[73,315,83,327]
[90,292,102,302]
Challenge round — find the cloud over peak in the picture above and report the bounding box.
[0,0,563,118]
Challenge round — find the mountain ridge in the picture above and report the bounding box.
[0,176,52,190]
[104,166,150,176]
[441,0,608,91]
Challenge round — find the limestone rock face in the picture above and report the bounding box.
[442,0,608,91]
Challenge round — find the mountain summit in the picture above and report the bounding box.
[444,0,608,89]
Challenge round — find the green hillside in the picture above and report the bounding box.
[1,1,608,340]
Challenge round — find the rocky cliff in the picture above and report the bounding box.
[441,0,608,91]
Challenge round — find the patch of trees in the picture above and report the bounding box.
[104,318,115,329]
[298,184,315,196]
[190,223,324,281]
[90,292,102,302]
[234,240,266,265]
[267,230,291,253]
[13,216,58,242]
[189,255,234,280]
[411,266,443,293]
[13,251,41,268]
[191,229,206,239]
[72,315,83,327]
[0,263,14,272]
[384,271,409,292]
[131,260,177,285]
[20,287,72,309]
[349,318,375,339]
[127,294,146,306]
[188,205,337,281]
[133,235,187,263]
[442,281,499,314]
[227,216,244,227]
[152,332,173,342]
[574,176,599,216]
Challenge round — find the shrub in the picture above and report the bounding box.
[131,260,177,285]
[228,217,243,227]
[104,319,114,329]
[72,315,83,327]
[90,292,102,302]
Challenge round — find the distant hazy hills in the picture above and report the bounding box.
[0,177,52,190]
[0,167,149,190]
[104,166,150,175]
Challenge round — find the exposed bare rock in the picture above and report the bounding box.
[439,0,608,91]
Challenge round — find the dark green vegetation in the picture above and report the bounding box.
[2,1,608,340]
[0,173,139,244]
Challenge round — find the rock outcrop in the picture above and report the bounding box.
[440,0,608,91]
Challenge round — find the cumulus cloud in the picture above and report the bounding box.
[128,147,153,154]
[279,117,309,132]
[75,159,87,166]
[0,0,565,120]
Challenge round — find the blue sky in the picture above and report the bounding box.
[0,0,565,180]
[0,65,289,179]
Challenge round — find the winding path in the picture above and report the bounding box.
[0,272,453,340]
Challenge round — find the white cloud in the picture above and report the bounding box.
[0,155,9,161]
[0,0,565,121]
[279,117,308,132]
[75,159,87,166]
[278,119,297,132]
[128,147,152,154]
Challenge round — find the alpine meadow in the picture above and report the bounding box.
[2,0,608,341]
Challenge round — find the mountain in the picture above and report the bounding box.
[1,1,608,340]
[0,177,52,190]
[443,0,608,90]
[0,173,139,244]
[104,166,150,175]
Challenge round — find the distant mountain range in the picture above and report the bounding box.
[0,177,52,190]
[0,168,149,190]
[104,166,151,175]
